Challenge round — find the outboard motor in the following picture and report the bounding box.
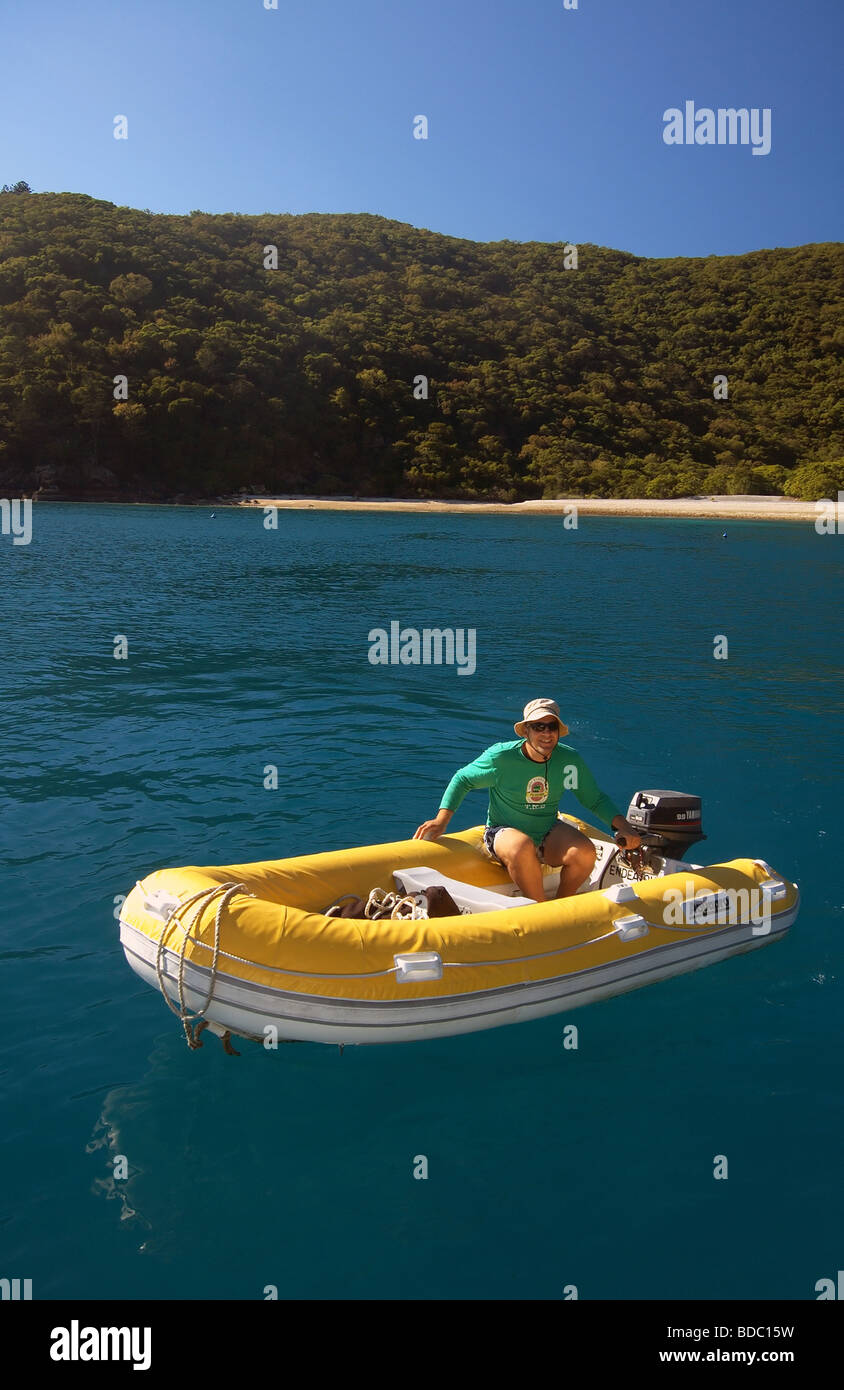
[625,790,706,861]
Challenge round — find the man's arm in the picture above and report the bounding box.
[414,747,500,840]
[414,807,454,841]
[565,751,623,830]
[567,756,642,847]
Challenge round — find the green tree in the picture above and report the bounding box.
[0,192,840,502]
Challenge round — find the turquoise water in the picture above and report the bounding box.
[1,502,842,1300]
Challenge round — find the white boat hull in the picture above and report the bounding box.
[120,895,797,1046]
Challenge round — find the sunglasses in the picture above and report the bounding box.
[527,721,559,733]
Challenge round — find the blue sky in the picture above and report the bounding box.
[2,0,841,257]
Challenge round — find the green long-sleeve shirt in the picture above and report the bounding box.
[440,739,623,845]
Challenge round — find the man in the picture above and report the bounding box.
[413,698,641,901]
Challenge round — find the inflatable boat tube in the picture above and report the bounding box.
[118,816,799,1046]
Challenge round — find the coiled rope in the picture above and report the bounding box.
[324,888,433,920]
[153,881,255,1048]
[365,887,429,920]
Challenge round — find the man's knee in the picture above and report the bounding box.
[496,831,539,869]
[574,841,597,870]
[565,844,596,879]
[543,829,596,871]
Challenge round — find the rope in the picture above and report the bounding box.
[323,893,363,917]
[364,887,428,920]
[154,881,255,1048]
[322,888,424,920]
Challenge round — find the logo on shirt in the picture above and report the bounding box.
[526,775,549,805]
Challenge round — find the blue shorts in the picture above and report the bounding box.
[482,824,552,866]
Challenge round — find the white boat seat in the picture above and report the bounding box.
[393,866,537,913]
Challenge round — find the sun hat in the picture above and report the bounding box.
[514,698,569,738]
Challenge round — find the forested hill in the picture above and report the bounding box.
[0,189,841,502]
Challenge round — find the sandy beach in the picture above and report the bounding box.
[223,494,823,521]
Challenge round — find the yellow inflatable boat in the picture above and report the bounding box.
[119,790,799,1048]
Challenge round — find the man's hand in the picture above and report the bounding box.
[612,817,641,850]
[414,820,443,841]
[413,810,453,841]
